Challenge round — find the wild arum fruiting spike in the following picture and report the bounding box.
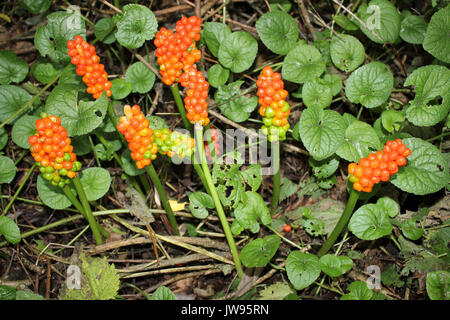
[28,114,81,188]
[153,128,195,159]
[117,105,158,169]
[257,66,290,141]
[67,35,112,99]
[154,16,202,86]
[347,139,412,193]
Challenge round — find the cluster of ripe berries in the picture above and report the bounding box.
[67,36,112,99]
[179,65,210,126]
[28,114,81,188]
[257,66,290,141]
[154,128,195,159]
[117,105,158,169]
[154,16,202,86]
[348,139,412,192]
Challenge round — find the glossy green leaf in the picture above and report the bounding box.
[125,62,155,94]
[79,167,111,201]
[345,62,394,108]
[381,109,404,133]
[214,81,258,122]
[286,251,321,290]
[111,78,132,100]
[94,17,116,44]
[32,58,59,84]
[203,22,232,58]
[309,156,339,179]
[0,50,29,85]
[150,286,177,300]
[330,34,365,72]
[302,79,332,109]
[233,191,271,234]
[376,197,399,218]
[341,281,373,300]
[11,114,39,149]
[298,107,346,161]
[282,44,326,83]
[18,0,51,14]
[390,138,449,195]
[322,74,343,97]
[0,156,16,184]
[256,10,299,55]
[348,203,392,240]
[36,174,72,210]
[113,4,157,49]
[426,270,450,300]
[319,254,353,277]
[400,15,427,44]
[207,64,230,88]
[423,6,450,63]
[0,85,31,123]
[401,219,424,241]
[189,191,215,219]
[240,235,280,268]
[218,31,258,73]
[0,216,21,245]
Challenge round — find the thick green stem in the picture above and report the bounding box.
[145,164,179,235]
[269,141,281,215]
[2,163,36,215]
[71,176,103,245]
[195,124,243,277]
[170,84,192,131]
[318,189,360,257]
[0,72,61,130]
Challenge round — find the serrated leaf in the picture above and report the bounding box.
[345,62,394,108]
[94,17,116,44]
[357,0,401,44]
[322,74,343,97]
[426,270,450,300]
[189,191,215,219]
[45,85,108,136]
[400,15,427,44]
[240,235,280,268]
[215,81,257,122]
[349,203,393,240]
[302,79,332,109]
[207,64,230,89]
[0,85,32,123]
[336,120,382,163]
[125,62,155,94]
[279,177,298,202]
[0,285,16,300]
[282,44,325,83]
[111,78,132,100]
[404,65,450,127]
[11,114,39,149]
[286,251,321,290]
[79,167,111,201]
[330,34,365,72]
[81,255,120,300]
[341,281,373,300]
[423,5,450,63]
[256,10,299,55]
[0,216,21,245]
[309,156,339,179]
[218,31,258,73]
[34,11,86,64]
[150,286,177,300]
[390,138,449,195]
[319,254,353,277]
[401,219,424,241]
[0,50,29,85]
[113,4,157,49]
[298,107,346,161]
[240,164,262,191]
[233,191,271,234]
[0,156,16,184]
[15,290,45,300]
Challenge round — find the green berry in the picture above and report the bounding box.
[59,168,68,176]
[282,102,290,112]
[51,180,59,186]
[40,167,46,173]
[45,166,55,173]
[143,150,152,159]
[64,153,72,161]
[43,173,54,181]
[58,181,66,188]
[40,112,48,119]
[265,107,275,118]
[263,117,273,127]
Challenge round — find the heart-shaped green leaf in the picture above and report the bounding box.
[0,156,16,184]
[240,235,280,268]
[218,31,258,73]
[79,167,111,201]
[349,203,393,240]
[0,216,21,245]
[330,34,365,72]
[282,44,325,83]
[319,254,353,277]
[125,62,155,94]
[423,5,450,63]
[286,251,321,290]
[189,191,215,219]
[0,50,29,85]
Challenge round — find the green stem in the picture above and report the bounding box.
[170,84,192,131]
[0,72,61,130]
[145,164,179,235]
[88,135,101,167]
[195,124,243,277]
[269,141,281,215]
[62,185,86,218]
[2,163,36,216]
[317,189,360,257]
[71,176,103,245]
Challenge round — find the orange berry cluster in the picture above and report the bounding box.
[154,16,202,86]
[348,139,412,192]
[28,114,81,188]
[67,35,112,99]
[117,105,158,169]
[179,65,210,126]
[257,66,290,141]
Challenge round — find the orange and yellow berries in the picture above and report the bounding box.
[154,16,202,86]
[348,139,412,192]
[179,65,210,126]
[29,113,81,188]
[153,128,195,159]
[67,35,112,99]
[257,66,290,141]
[117,105,158,169]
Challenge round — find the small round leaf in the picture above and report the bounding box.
[0,50,29,85]
[11,114,40,149]
[125,62,155,94]
[286,251,321,290]
[240,235,280,268]
[348,203,393,240]
[282,44,325,83]
[330,34,365,72]
[218,31,258,73]
[79,167,111,201]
